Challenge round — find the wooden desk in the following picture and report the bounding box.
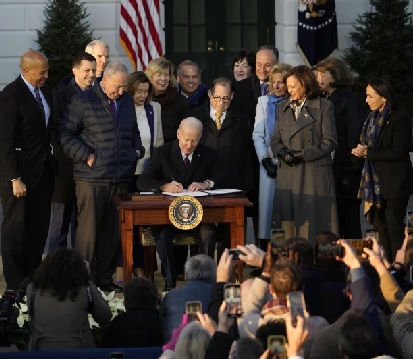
[113,193,252,284]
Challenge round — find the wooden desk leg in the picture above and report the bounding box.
[121,209,133,284]
[229,205,245,283]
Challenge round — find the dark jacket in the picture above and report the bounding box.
[365,107,413,199]
[160,280,213,342]
[58,82,144,183]
[137,140,216,191]
[0,76,54,188]
[231,74,261,124]
[101,309,163,348]
[152,87,189,143]
[191,102,254,190]
[328,87,365,198]
[309,269,390,359]
[51,79,81,203]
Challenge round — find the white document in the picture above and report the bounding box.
[162,190,209,197]
[203,189,242,195]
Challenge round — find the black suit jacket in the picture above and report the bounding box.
[328,87,366,198]
[231,74,261,123]
[191,102,254,190]
[137,140,216,191]
[366,107,413,199]
[51,80,81,203]
[0,76,53,188]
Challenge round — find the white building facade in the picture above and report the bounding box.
[0,0,412,89]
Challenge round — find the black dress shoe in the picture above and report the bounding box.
[163,280,176,292]
[98,282,123,293]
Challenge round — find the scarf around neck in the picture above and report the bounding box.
[358,103,390,222]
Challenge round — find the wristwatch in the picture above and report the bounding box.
[204,180,214,189]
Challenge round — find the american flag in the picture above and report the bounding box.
[120,0,163,70]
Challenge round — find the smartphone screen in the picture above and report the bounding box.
[271,229,286,248]
[186,301,202,322]
[365,229,379,242]
[410,265,413,282]
[267,335,287,359]
[224,283,242,318]
[109,352,125,359]
[406,210,413,231]
[287,291,306,327]
[347,239,372,256]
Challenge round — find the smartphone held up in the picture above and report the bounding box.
[186,301,202,322]
[224,283,242,318]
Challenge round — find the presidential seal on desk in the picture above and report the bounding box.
[169,196,203,230]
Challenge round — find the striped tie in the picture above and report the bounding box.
[34,87,46,122]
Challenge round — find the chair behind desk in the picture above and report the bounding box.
[0,347,162,359]
[140,227,198,281]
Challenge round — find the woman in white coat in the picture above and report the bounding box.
[252,64,292,249]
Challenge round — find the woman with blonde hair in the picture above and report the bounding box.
[160,321,212,359]
[253,63,292,249]
[145,57,189,143]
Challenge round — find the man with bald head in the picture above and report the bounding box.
[137,117,217,291]
[0,50,55,290]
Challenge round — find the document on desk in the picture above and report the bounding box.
[203,189,242,195]
[162,191,209,197]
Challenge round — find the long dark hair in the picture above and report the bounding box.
[33,248,90,302]
[368,77,403,111]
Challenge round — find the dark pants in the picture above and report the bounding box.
[337,197,362,238]
[151,224,216,282]
[374,197,409,262]
[75,181,127,286]
[47,202,77,251]
[0,165,54,290]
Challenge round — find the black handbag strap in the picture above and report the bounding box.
[27,286,36,328]
[86,282,94,313]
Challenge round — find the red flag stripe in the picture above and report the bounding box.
[120,0,163,71]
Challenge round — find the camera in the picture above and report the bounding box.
[0,290,24,347]
[314,241,344,264]
[228,249,245,261]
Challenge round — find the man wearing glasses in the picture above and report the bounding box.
[191,77,253,260]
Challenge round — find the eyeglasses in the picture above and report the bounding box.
[212,96,231,103]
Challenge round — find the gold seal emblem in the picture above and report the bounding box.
[168,196,203,230]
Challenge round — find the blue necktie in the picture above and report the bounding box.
[109,100,117,121]
[261,83,268,96]
[34,87,46,122]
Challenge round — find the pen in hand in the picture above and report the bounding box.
[169,176,183,193]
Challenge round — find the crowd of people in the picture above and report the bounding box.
[0,38,413,357]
